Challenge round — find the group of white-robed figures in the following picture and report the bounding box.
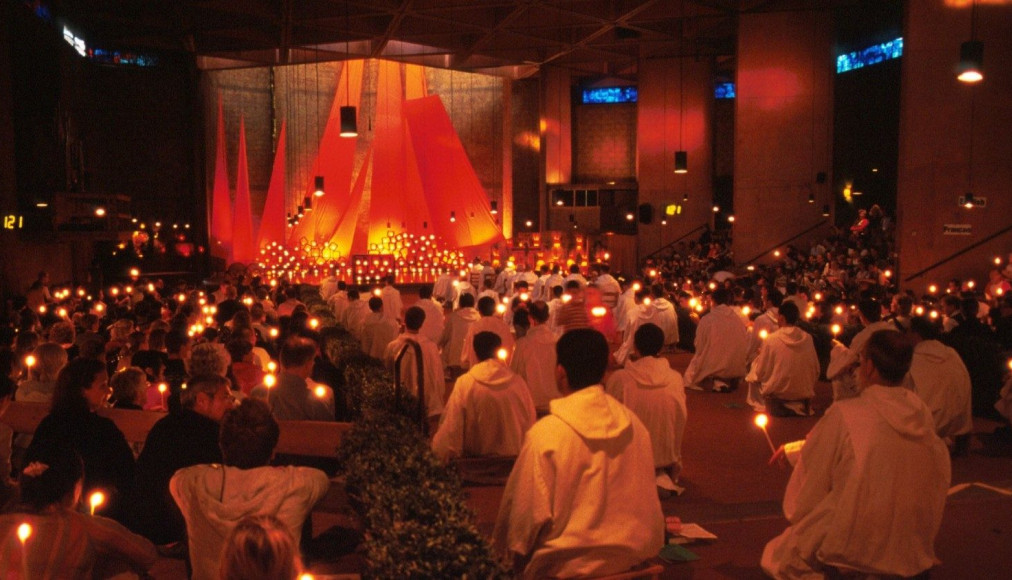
[322,275,963,578]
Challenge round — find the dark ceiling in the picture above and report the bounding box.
[47,0,876,78]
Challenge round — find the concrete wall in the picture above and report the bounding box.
[733,10,834,264]
[897,0,1012,290]
[637,56,715,261]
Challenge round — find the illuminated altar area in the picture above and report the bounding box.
[204,58,509,283]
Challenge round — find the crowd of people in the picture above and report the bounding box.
[0,207,1009,577]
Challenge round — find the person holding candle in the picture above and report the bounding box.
[826,299,898,401]
[267,336,336,421]
[683,287,750,392]
[0,445,156,578]
[25,358,135,521]
[493,329,663,578]
[745,302,820,416]
[122,374,233,545]
[460,297,516,369]
[15,342,66,403]
[432,332,535,462]
[762,331,949,579]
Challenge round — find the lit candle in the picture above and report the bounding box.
[831,324,841,336]
[754,413,776,454]
[758,329,769,340]
[17,522,31,579]
[158,383,167,409]
[742,306,751,316]
[24,355,36,369]
[314,386,327,399]
[89,491,105,515]
[497,348,509,361]
[269,328,279,338]
[309,318,320,330]
[264,374,276,389]
[928,284,937,294]
[496,303,507,314]
[591,306,607,318]
[267,361,277,373]
[129,268,140,278]
[38,305,46,314]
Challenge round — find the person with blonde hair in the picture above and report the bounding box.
[219,514,304,580]
[188,342,232,377]
[17,342,67,403]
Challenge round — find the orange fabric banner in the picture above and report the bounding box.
[257,121,287,250]
[231,116,256,264]
[210,95,232,259]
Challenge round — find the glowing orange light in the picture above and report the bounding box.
[928,284,938,294]
[17,523,31,543]
[309,318,320,330]
[831,324,841,336]
[742,306,751,317]
[129,268,140,278]
[24,355,36,368]
[497,348,509,361]
[269,328,279,338]
[314,386,327,398]
[754,413,769,428]
[89,491,105,515]
[773,250,781,258]
[632,282,642,292]
[38,305,46,314]
[591,306,607,317]
[496,303,507,314]
[759,329,769,340]
[834,306,844,315]
[264,374,276,388]
[267,361,277,373]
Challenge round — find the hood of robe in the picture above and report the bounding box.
[770,326,810,351]
[912,339,954,366]
[862,385,936,438]
[184,465,308,529]
[469,360,516,390]
[621,356,673,389]
[454,308,481,323]
[550,385,632,441]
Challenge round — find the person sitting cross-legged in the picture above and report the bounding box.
[745,301,820,416]
[431,332,535,462]
[493,328,664,579]
[170,398,330,580]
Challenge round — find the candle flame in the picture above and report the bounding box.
[742,306,751,316]
[314,386,327,398]
[309,318,320,329]
[758,329,769,340]
[269,328,279,338]
[928,284,937,294]
[591,306,607,317]
[497,348,509,361]
[25,355,37,368]
[754,414,769,429]
[267,361,277,373]
[831,324,842,335]
[157,383,167,394]
[264,374,276,388]
[89,491,106,515]
[17,523,31,543]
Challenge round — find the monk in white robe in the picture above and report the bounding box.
[414,286,445,345]
[342,291,370,340]
[385,306,446,419]
[437,293,480,368]
[613,280,641,334]
[746,302,819,414]
[432,332,535,462]
[615,285,679,365]
[904,317,973,442]
[379,276,403,323]
[460,297,516,369]
[683,288,750,391]
[494,329,663,579]
[605,323,687,481]
[763,331,950,579]
[326,283,348,321]
[827,299,898,400]
[360,297,399,360]
[509,302,560,411]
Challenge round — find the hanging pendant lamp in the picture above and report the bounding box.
[314,175,325,197]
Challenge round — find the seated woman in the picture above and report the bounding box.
[0,445,156,577]
[220,514,304,580]
[25,358,136,521]
[109,367,146,410]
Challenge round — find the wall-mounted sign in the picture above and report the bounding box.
[943,224,972,235]
[957,195,986,208]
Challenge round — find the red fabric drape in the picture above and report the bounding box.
[210,95,232,259]
[403,95,503,252]
[257,121,287,250]
[231,116,256,264]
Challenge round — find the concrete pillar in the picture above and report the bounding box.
[733,10,834,265]
[897,0,1012,289]
[638,56,714,262]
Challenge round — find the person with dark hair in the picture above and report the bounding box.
[494,328,663,578]
[905,317,973,445]
[432,332,535,462]
[763,330,949,578]
[438,292,480,372]
[123,374,233,545]
[361,296,399,360]
[25,358,135,520]
[510,302,560,412]
[414,285,445,344]
[827,299,898,400]
[170,398,329,580]
[1,445,156,577]
[384,306,446,420]
[683,287,751,392]
[275,286,305,318]
[745,301,820,416]
[268,336,335,421]
[615,283,679,365]
[460,296,515,369]
[605,323,687,492]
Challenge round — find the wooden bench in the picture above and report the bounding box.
[2,401,353,459]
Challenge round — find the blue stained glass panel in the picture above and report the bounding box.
[836,37,903,74]
[581,87,638,104]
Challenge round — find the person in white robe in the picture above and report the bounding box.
[747,290,782,363]
[318,272,339,300]
[531,265,550,303]
[342,290,370,340]
[593,264,621,307]
[437,293,480,369]
[360,297,399,360]
[414,285,445,345]
[509,302,560,411]
[541,266,565,302]
[605,323,687,483]
[512,264,538,296]
[326,281,348,321]
[563,264,588,288]
[379,276,403,324]
[385,306,446,419]
[613,279,642,334]
[493,329,664,579]
[494,262,516,296]
[762,330,950,579]
[615,284,679,365]
[745,302,819,415]
[432,332,535,462]
[432,268,456,304]
[683,288,750,391]
[827,299,898,400]
[460,296,516,369]
[904,317,973,443]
